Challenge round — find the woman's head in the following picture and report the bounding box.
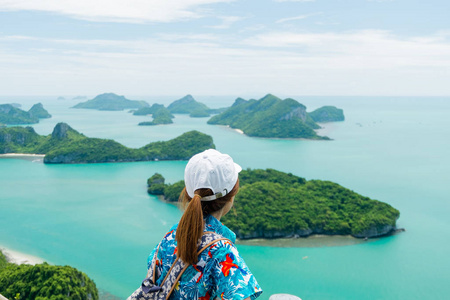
[176,149,241,264]
[184,149,241,200]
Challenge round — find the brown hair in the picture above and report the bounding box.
[175,179,239,265]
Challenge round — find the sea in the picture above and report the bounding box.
[0,95,449,300]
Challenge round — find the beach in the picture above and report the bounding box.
[0,245,45,265]
[0,154,44,162]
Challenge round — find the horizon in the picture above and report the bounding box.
[1,0,449,96]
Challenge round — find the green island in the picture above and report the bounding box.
[147,169,400,239]
[72,93,149,111]
[167,95,227,118]
[0,103,51,125]
[0,250,98,300]
[135,104,174,125]
[207,94,345,139]
[309,106,345,123]
[167,95,210,116]
[0,123,214,163]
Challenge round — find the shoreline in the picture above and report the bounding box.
[0,245,45,265]
[0,153,45,162]
[237,234,370,248]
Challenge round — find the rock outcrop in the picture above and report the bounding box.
[51,122,72,139]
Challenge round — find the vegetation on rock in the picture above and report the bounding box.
[133,104,167,116]
[138,105,174,125]
[0,250,98,300]
[72,93,149,111]
[147,169,400,239]
[309,106,345,123]
[167,95,209,114]
[28,103,52,119]
[190,109,210,118]
[147,173,166,195]
[0,123,215,163]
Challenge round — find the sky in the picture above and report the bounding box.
[0,0,449,97]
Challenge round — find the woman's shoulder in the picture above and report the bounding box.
[205,238,240,263]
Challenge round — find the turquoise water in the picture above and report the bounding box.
[1,96,450,299]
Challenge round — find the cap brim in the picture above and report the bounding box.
[234,162,242,173]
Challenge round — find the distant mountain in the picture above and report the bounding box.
[133,104,171,116]
[207,94,326,139]
[190,109,211,118]
[0,104,37,124]
[137,104,174,126]
[57,96,66,101]
[72,93,149,111]
[309,106,345,123]
[0,123,214,163]
[72,96,88,101]
[167,95,210,115]
[28,103,51,119]
[0,103,51,125]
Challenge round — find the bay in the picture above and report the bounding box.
[1,96,449,299]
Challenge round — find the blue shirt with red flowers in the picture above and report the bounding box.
[147,214,263,300]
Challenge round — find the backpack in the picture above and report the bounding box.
[128,231,230,300]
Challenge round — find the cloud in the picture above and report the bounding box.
[242,30,450,73]
[207,16,244,29]
[0,0,233,23]
[1,29,449,96]
[274,0,316,2]
[276,12,322,24]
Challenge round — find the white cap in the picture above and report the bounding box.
[184,149,242,201]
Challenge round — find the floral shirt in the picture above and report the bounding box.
[147,215,263,300]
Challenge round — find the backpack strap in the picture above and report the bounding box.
[145,241,162,287]
[162,232,229,299]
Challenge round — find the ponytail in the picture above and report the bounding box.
[176,192,204,265]
[175,181,239,265]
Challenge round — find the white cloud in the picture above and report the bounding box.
[1,30,449,96]
[207,16,244,29]
[0,0,233,23]
[276,12,322,24]
[275,0,316,2]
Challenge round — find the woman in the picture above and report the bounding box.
[147,149,262,300]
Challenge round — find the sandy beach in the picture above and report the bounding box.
[0,245,45,265]
[0,153,45,162]
[314,122,336,137]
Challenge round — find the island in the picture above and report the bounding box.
[167,94,210,115]
[134,104,174,125]
[72,93,149,111]
[72,96,88,101]
[0,123,215,163]
[147,169,400,239]
[189,109,211,118]
[28,103,52,119]
[167,95,228,118]
[0,250,98,300]
[309,106,345,123]
[0,103,51,125]
[207,94,345,139]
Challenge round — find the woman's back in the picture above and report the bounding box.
[149,214,262,300]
